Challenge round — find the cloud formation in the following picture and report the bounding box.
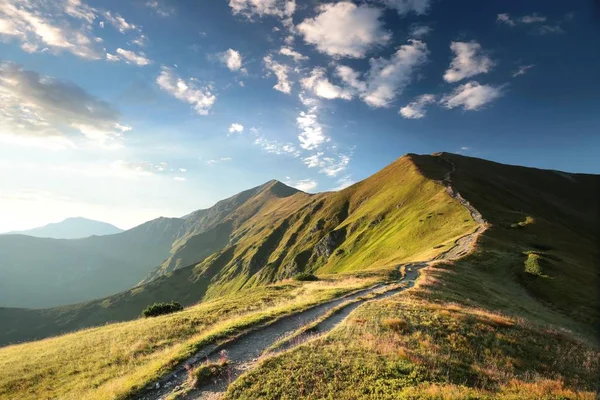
[284,178,317,192]
[441,81,503,111]
[229,0,295,20]
[512,64,534,77]
[297,2,390,58]
[156,67,216,115]
[0,61,128,148]
[301,68,353,100]
[145,1,175,17]
[264,55,292,94]
[108,48,151,65]
[304,152,351,177]
[0,0,103,59]
[443,41,494,83]
[279,46,308,62]
[219,49,243,71]
[399,94,436,119]
[228,123,244,134]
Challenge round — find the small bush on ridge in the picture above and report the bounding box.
[293,272,319,282]
[141,301,183,318]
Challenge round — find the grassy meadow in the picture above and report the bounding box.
[0,273,386,400]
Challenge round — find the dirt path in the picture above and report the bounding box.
[136,157,487,400]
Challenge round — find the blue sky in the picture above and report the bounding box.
[0,0,598,231]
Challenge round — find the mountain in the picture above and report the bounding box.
[0,153,477,344]
[4,217,123,239]
[0,152,597,347]
[0,181,299,309]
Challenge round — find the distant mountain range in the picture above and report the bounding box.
[4,217,123,239]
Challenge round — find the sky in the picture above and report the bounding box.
[0,0,599,232]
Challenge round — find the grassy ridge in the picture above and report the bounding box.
[1,155,475,346]
[222,153,600,399]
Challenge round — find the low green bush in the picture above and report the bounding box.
[141,301,183,317]
[293,272,319,282]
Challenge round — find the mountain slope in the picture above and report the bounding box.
[0,182,299,309]
[0,154,476,345]
[4,217,124,239]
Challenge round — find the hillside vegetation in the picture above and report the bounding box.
[224,153,600,399]
[1,155,475,345]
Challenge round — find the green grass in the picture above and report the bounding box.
[221,153,600,399]
[0,275,383,400]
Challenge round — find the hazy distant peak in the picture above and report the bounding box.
[4,217,123,239]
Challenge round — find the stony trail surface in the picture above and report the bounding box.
[136,156,488,400]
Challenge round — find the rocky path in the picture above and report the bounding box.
[137,156,487,400]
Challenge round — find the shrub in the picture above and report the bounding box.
[293,272,319,282]
[524,253,544,276]
[141,301,183,317]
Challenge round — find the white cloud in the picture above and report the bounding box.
[173,176,186,181]
[496,13,515,26]
[228,123,244,134]
[297,98,328,150]
[131,34,147,47]
[102,11,136,33]
[497,13,559,32]
[399,94,436,119]
[115,48,151,65]
[0,0,103,59]
[409,24,432,38]
[297,2,390,58]
[443,41,494,83]
[279,46,308,62]
[300,40,427,108]
[285,178,317,192]
[304,152,351,177]
[145,1,175,17]
[0,61,127,148]
[301,68,353,100]
[440,81,503,111]
[336,65,367,92]
[156,67,216,115]
[264,55,292,94]
[536,24,564,35]
[512,64,534,77]
[111,160,167,178]
[229,0,296,20]
[376,0,432,15]
[252,129,301,157]
[520,13,547,24]
[179,168,187,172]
[332,175,355,191]
[206,157,232,165]
[219,49,243,71]
[362,39,429,107]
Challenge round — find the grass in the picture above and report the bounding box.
[224,284,599,400]
[221,153,600,399]
[0,274,384,400]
